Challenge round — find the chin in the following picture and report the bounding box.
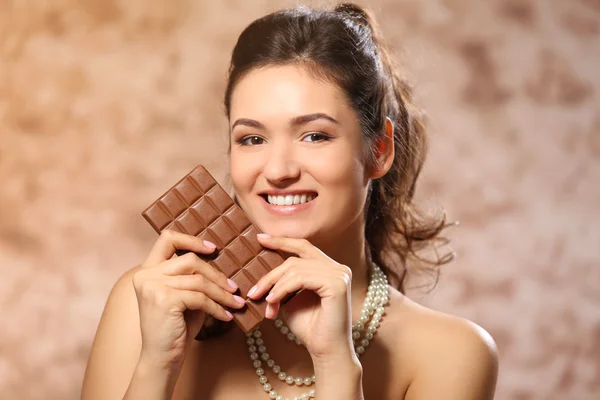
[256,220,317,240]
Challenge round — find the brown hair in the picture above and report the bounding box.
[224,3,454,292]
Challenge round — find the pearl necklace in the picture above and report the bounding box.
[245,262,389,400]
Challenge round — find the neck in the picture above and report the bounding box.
[311,217,371,321]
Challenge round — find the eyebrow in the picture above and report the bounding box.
[231,113,339,131]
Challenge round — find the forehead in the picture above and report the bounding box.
[229,65,354,121]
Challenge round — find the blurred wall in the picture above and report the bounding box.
[1,0,599,399]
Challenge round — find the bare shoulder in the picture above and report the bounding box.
[382,289,499,400]
[81,265,143,400]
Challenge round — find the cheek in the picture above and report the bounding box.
[229,149,262,193]
[312,145,365,187]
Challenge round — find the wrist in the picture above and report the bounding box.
[313,353,363,400]
[130,353,182,396]
[312,346,362,376]
[138,347,185,372]
[310,341,358,368]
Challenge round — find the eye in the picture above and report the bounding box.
[302,132,332,143]
[237,136,265,146]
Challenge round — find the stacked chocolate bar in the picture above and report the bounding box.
[142,165,288,334]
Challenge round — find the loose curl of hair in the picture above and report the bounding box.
[197,2,455,340]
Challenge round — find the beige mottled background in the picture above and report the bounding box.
[1,0,599,399]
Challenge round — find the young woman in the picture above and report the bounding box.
[82,4,498,400]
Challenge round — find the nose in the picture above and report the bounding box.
[262,140,300,184]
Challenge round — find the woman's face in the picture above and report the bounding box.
[229,65,373,244]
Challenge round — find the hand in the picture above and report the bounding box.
[133,230,246,368]
[248,234,354,361]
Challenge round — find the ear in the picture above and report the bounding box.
[370,117,395,179]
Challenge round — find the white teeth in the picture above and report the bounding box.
[267,193,316,206]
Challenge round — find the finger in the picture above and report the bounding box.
[174,288,234,322]
[265,302,280,319]
[266,267,345,303]
[165,275,246,309]
[161,252,239,293]
[246,257,298,300]
[144,229,217,266]
[256,234,328,260]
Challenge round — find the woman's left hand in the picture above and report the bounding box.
[247,234,354,361]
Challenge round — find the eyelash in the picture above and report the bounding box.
[236,132,332,146]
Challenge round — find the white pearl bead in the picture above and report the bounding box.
[278,372,286,380]
[303,377,312,385]
[301,393,310,399]
[253,330,262,338]
[250,353,259,360]
[246,331,254,337]
[356,322,364,331]
[273,365,281,373]
[294,338,302,345]
[367,325,377,333]
[269,390,278,399]
[256,338,264,345]
[311,375,316,382]
[365,332,374,340]
[267,359,275,368]
[258,345,267,352]
[263,383,272,391]
[293,397,300,400]
[246,338,255,345]
[276,396,284,400]
[309,389,316,397]
[352,331,360,339]
[295,377,303,385]
[248,345,257,353]
[356,346,365,354]
[259,375,268,384]
[285,376,294,384]
[287,332,295,341]
[361,339,370,347]
[275,319,283,328]
[256,368,264,375]
[253,360,262,368]
[280,326,289,334]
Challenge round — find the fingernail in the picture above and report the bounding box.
[257,233,271,239]
[227,279,239,290]
[265,292,274,302]
[225,310,233,320]
[233,295,246,304]
[247,285,257,297]
[203,240,216,249]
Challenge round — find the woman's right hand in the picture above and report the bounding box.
[132,230,245,369]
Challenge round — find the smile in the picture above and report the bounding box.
[265,193,316,206]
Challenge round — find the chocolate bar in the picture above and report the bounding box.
[141,165,288,334]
